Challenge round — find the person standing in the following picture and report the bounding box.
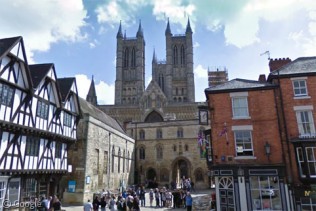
[139,186,146,207]
[83,199,93,211]
[149,189,154,207]
[185,192,193,211]
[52,196,62,211]
[109,195,116,211]
[100,196,107,211]
[155,188,160,207]
[93,196,100,211]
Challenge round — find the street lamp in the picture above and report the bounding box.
[264,142,271,160]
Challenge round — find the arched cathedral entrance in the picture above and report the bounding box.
[146,168,157,188]
[172,158,191,187]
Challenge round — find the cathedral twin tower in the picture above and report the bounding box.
[114,19,195,106]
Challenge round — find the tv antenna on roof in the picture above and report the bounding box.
[260,51,270,60]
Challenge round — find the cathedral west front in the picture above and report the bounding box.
[89,19,210,189]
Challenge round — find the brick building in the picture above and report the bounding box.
[268,57,316,210]
[205,57,316,210]
[205,77,287,210]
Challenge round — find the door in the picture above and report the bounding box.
[218,177,235,211]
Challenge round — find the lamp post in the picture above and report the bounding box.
[264,142,271,161]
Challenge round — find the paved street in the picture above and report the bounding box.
[62,189,214,211]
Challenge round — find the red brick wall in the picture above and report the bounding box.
[208,88,283,165]
[277,75,316,184]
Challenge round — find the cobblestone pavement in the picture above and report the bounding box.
[62,189,215,211]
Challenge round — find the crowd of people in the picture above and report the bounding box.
[37,195,62,210]
[84,177,195,211]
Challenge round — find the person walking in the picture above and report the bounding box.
[185,192,193,211]
[83,199,93,211]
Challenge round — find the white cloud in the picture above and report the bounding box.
[153,0,196,30]
[95,81,115,105]
[75,74,115,105]
[194,64,207,79]
[0,0,87,62]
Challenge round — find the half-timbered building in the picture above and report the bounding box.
[0,36,80,209]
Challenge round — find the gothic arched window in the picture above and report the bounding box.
[156,145,163,160]
[139,130,145,140]
[181,45,185,65]
[177,127,183,138]
[123,150,125,173]
[139,147,145,160]
[158,73,164,91]
[185,144,189,151]
[118,148,121,173]
[111,146,115,173]
[156,129,163,139]
[124,48,129,68]
[173,45,178,65]
[131,47,136,67]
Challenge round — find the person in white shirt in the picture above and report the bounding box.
[83,199,93,211]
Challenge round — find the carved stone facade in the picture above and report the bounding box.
[95,20,210,189]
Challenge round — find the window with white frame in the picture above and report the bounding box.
[296,147,306,178]
[306,147,316,177]
[250,176,282,210]
[292,79,307,97]
[234,130,253,156]
[0,180,6,210]
[231,96,249,118]
[301,197,316,210]
[7,178,20,203]
[296,110,315,137]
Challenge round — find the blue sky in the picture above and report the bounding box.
[1,0,316,104]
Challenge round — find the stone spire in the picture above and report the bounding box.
[152,48,157,63]
[116,21,123,38]
[86,75,98,106]
[186,17,192,34]
[165,18,172,35]
[136,20,143,38]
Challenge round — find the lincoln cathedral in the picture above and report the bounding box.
[91,19,210,189]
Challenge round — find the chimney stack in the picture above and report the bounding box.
[269,58,291,72]
[258,74,266,82]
